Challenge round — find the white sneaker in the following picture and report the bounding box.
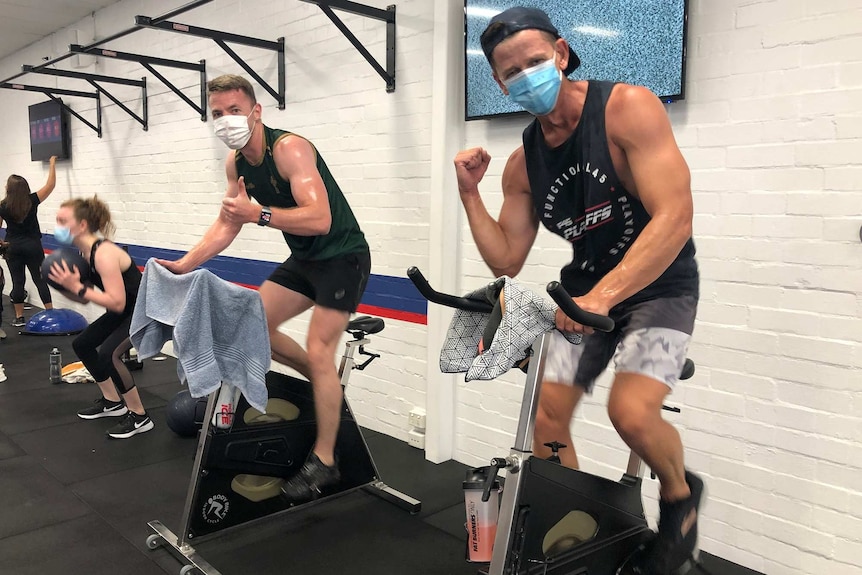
[0,364,6,383]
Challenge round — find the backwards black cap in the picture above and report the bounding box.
[480,7,580,76]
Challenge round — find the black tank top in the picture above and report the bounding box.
[523,80,698,304]
[89,239,142,315]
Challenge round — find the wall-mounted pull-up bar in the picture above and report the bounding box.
[0,0,396,138]
[0,0,213,85]
[135,16,285,109]
[0,82,102,136]
[0,0,214,132]
[70,45,207,121]
[300,0,396,93]
[22,65,148,130]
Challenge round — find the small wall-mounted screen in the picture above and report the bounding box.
[29,99,71,161]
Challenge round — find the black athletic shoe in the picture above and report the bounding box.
[617,471,704,575]
[77,397,129,420]
[11,317,25,327]
[281,452,341,502]
[106,411,154,439]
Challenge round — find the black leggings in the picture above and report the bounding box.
[7,239,52,305]
[72,312,135,394]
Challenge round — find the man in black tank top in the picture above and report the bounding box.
[454,8,702,574]
[158,75,370,500]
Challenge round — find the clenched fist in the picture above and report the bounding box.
[454,147,491,197]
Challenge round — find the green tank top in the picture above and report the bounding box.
[234,125,368,260]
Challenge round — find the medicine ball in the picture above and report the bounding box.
[166,389,208,438]
[41,248,91,292]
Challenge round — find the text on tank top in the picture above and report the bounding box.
[522,80,697,302]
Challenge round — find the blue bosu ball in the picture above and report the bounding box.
[22,309,89,336]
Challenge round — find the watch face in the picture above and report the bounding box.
[259,209,272,226]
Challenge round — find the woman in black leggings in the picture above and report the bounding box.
[0,156,57,327]
[47,196,153,439]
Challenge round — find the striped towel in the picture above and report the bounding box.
[130,259,270,412]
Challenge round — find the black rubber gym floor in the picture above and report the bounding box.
[0,299,761,575]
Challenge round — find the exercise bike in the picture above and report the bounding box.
[146,316,420,575]
[408,268,697,575]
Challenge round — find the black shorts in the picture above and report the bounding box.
[267,250,371,313]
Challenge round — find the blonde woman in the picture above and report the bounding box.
[48,196,152,439]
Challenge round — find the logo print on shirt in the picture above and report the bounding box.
[542,162,638,264]
[544,162,614,241]
[555,201,613,241]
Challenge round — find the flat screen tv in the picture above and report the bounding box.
[465,0,689,120]
[29,99,71,161]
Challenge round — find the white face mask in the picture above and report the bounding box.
[213,111,254,150]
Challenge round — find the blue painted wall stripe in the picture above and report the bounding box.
[37,235,427,318]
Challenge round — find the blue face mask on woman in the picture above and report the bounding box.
[54,226,73,245]
[503,57,562,116]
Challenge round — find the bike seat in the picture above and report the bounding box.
[680,358,695,380]
[346,315,384,336]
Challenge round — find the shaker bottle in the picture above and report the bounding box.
[463,466,500,562]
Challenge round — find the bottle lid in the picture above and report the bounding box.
[463,466,500,490]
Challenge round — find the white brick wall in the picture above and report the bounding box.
[455,1,862,573]
[0,0,860,573]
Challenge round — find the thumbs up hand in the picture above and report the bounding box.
[221,176,256,225]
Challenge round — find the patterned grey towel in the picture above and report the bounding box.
[440,277,581,381]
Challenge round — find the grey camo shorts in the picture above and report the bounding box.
[543,295,697,391]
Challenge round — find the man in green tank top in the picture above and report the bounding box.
[159,74,370,500]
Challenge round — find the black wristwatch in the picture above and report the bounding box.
[77,285,88,298]
[258,207,272,227]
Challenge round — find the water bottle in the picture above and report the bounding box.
[212,382,241,429]
[49,348,62,384]
[463,466,500,563]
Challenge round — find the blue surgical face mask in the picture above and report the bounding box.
[503,57,562,116]
[54,226,73,245]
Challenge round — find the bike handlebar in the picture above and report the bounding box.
[546,281,615,333]
[408,267,695,380]
[407,267,495,313]
[407,267,616,332]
